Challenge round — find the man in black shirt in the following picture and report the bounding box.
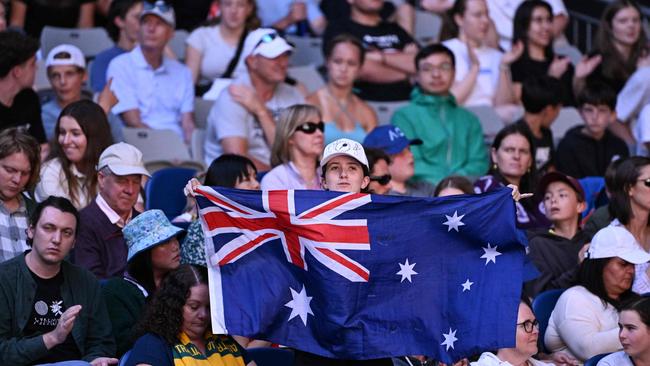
[0,197,117,365]
[514,74,563,175]
[0,31,47,150]
[323,0,417,101]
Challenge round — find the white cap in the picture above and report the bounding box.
[320,138,369,174]
[587,226,650,264]
[140,0,175,28]
[247,28,294,59]
[45,44,86,69]
[97,142,151,177]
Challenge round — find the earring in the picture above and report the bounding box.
[492,163,497,170]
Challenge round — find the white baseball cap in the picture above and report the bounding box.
[45,44,86,69]
[247,28,294,59]
[97,142,151,177]
[140,0,175,28]
[587,226,650,264]
[320,138,369,174]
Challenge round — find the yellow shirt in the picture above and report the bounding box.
[172,331,247,366]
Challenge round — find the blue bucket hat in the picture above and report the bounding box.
[123,209,183,262]
[363,125,422,155]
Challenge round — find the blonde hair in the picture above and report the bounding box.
[270,104,321,168]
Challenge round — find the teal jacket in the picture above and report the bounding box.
[0,253,116,364]
[392,88,488,185]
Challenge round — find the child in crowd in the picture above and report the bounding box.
[556,82,629,178]
[524,171,590,298]
[514,74,563,174]
[42,44,88,140]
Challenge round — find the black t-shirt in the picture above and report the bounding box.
[170,0,212,31]
[323,20,415,101]
[17,0,96,38]
[510,53,575,107]
[24,268,81,364]
[320,0,397,23]
[515,119,554,173]
[0,88,47,144]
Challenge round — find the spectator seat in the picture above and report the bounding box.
[145,167,197,220]
[414,11,442,46]
[40,26,114,59]
[584,353,611,366]
[286,36,324,67]
[367,100,409,125]
[532,288,565,354]
[169,29,190,61]
[287,65,325,94]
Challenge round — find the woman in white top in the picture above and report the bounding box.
[472,299,552,366]
[35,100,113,209]
[598,297,650,366]
[440,0,522,120]
[261,104,323,190]
[185,0,260,85]
[545,225,649,362]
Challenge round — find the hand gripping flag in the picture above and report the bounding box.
[195,186,528,363]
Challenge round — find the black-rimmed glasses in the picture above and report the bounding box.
[517,319,539,333]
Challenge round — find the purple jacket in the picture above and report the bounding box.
[74,199,139,279]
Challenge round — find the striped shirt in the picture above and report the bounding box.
[0,197,30,263]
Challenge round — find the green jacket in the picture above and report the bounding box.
[392,88,488,185]
[103,277,147,357]
[0,253,116,365]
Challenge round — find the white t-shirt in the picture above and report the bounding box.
[443,38,503,107]
[598,351,634,366]
[186,25,238,83]
[544,285,621,362]
[203,73,305,166]
[487,0,568,50]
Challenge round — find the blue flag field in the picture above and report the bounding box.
[195,186,528,363]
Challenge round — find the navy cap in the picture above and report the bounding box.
[363,125,422,155]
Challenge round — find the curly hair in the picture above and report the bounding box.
[135,265,208,345]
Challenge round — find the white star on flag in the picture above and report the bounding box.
[441,328,458,351]
[480,243,502,265]
[443,211,465,232]
[285,285,314,326]
[396,259,418,283]
[461,279,474,292]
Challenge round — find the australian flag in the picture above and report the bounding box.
[195,186,528,363]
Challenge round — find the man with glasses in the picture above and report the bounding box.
[363,125,435,197]
[204,28,305,171]
[391,44,488,186]
[107,0,195,143]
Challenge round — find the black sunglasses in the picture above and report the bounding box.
[639,178,650,187]
[295,121,325,134]
[516,319,539,333]
[144,0,171,12]
[369,174,391,185]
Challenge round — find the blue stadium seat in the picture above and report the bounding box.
[145,167,197,220]
[247,347,294,366]
[584,352,611,366]
[532,288,565,354]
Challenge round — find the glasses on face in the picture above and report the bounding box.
[369,174,391,185]
[517,319,539,333]
[419,63,453,73]
[638,178,650,187]
[294,121,324,134]
[144,0,171,12]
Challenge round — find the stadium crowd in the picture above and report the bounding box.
[1,0,650,365]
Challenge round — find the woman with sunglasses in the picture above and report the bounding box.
[261,104,324,190]
[545,225,647,362]
[471,298,551,366]
[365,147,393,195]
[307,34,378,145]
[598,297,650,366]
[606,156,650,294]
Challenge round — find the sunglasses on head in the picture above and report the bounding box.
[295,121,325,134]
[639,178,650,187]
[144,0,171,12]
[369,174,391,185]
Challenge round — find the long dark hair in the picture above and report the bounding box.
[439,0,471,41]
[48,100,113,207]
[512,0,554,61]
[204,154,257,187]
[489,123,537,194]
[127,249,156,296]
[577,258,639,310]
[608,156,650,225]
[135,265,208,345]
[594,0,648,90]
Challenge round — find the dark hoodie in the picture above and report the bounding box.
[555,125,629,179]
[524,229,593,298]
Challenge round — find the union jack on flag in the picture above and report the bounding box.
[195,186,528,363]
[197,186,372,282]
